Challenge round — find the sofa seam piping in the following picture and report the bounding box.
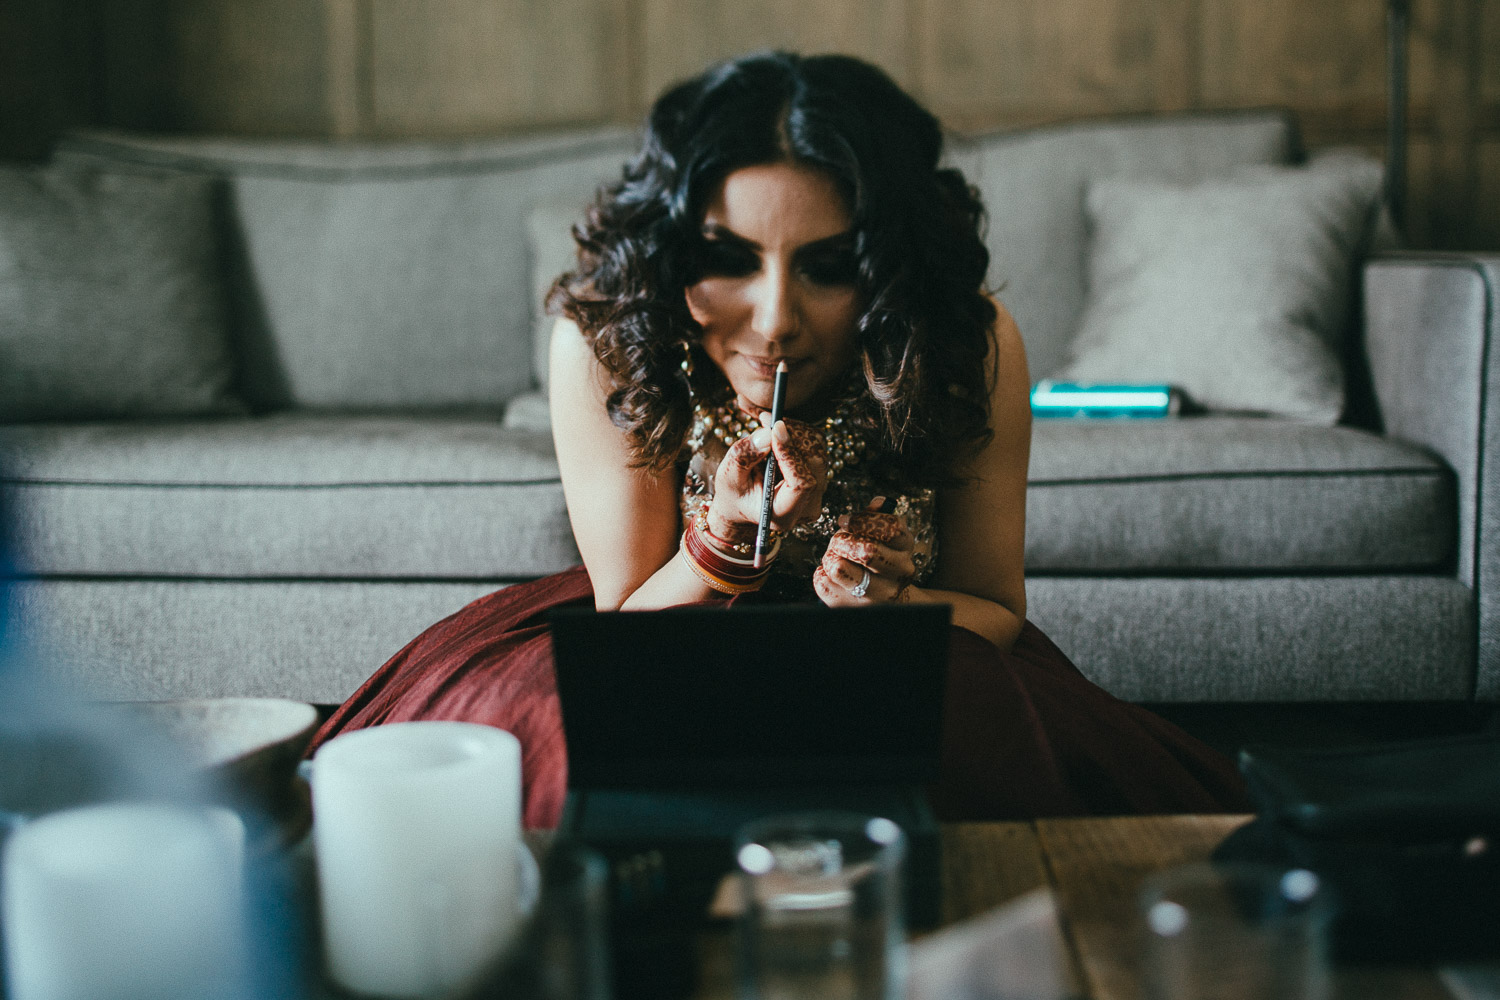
[0,470,1443,489]
[1472,258,1496,699]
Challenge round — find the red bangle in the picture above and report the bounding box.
[680,523,780,594]
[682,530,765,588]
[688,520,779,577]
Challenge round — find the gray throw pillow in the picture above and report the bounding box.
[0,165,241,421]
[1058,157,1384,424]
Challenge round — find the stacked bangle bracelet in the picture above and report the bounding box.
[691,504,777,556]
[681,520,780,595]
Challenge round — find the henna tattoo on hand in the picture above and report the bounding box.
[838,511,909,546]
[707,415,831,541]
[774,421,828,490]
[812,565,841,605]
[824,525,917,587]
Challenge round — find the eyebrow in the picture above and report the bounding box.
[701,221,855,253]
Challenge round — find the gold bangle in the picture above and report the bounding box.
[680,547,763,594]
[693,504,772,557]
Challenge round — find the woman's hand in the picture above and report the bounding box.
[705,416,829,544]
[814,500,917,606]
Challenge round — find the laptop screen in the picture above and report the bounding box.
[550,603,950,788]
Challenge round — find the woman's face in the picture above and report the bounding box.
[685,162,862,416]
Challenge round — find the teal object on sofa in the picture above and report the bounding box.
[1030,382,1181,419]
[0,112,1493,707]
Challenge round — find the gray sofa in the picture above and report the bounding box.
[2,111,1495,707]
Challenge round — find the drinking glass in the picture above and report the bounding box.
[1140,862,1331,1000]
[455,843,609,1000]
[734,811,906,1000]
[525,845,611,1000]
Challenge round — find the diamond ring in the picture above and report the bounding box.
[850,569,871,598]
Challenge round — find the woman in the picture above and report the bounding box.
[309,52,1247,827]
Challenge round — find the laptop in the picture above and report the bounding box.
[549,601,951,934]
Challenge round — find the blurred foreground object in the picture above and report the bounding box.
[3,803,246,1000]
[1140,863,1330,1000]
[0,486,300,1000]
[101,698,318,852]
[734,812,908,1000]
[310,721,527,998]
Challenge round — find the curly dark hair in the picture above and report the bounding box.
[550,51,998,488]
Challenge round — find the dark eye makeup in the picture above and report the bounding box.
[694,226,858,287]
[796,242,859,286]
[696,238,759,278]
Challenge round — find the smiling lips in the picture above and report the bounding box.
[743,356,803,377]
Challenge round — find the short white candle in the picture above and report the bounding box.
[2,803,246,1000]
[311,721,523,998]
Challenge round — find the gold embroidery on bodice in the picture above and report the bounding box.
[678,394,938,601]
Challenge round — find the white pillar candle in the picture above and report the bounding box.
[311,721,522,999]
[2,803,246,1000]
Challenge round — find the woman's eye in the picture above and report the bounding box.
[697,241,758,277]
[798,252,859,287]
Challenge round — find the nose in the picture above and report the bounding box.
[749,263,798,343]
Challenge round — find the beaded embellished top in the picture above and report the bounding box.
[678,388,938,601]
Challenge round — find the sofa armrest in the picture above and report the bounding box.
[1364,253,1500,697]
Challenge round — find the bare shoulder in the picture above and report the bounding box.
[547,314,683,607]
[930,296,1029,616]
[550,316,625,432]
[988,298,1030,403]
[549,316,603,398]
[972,297,1030,465]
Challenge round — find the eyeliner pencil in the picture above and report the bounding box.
[754,361,789,569]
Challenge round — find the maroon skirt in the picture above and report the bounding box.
[308,566,1249,829]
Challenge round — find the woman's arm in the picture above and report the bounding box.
[910,302,1031,650]
[549,317,715,611]
[812,302,1030,650]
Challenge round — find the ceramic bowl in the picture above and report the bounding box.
[106,698,320,849]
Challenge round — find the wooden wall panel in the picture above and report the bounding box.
[3,0,1494,249]
[638,0,910,108]
[1198,0,1411,134]
[323,0,364,139]
[95,0,180,131]
[1403,137,1496,254]
[0,1,97,160]
[1423,0,1484,250]
[914,0,1196,130]
[165,0,336,134]
[1401,138,1438,250]
[366,0,631,135]
[1477,143,1500,251]
[1484,2,1500,103]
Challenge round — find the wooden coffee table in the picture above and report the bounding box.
[543,815,1454,999]
[938,815,1452,1000]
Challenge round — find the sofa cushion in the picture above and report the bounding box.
[1059,156,1384,424]
[11,578,501,703]
[962,111,1295,381]
[54,128,637,412]
[0,416,580,579]
[3,414,1453,581]
[1026,417,1455,573]
[0,164,241,421]
[1027,575,1474,701]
